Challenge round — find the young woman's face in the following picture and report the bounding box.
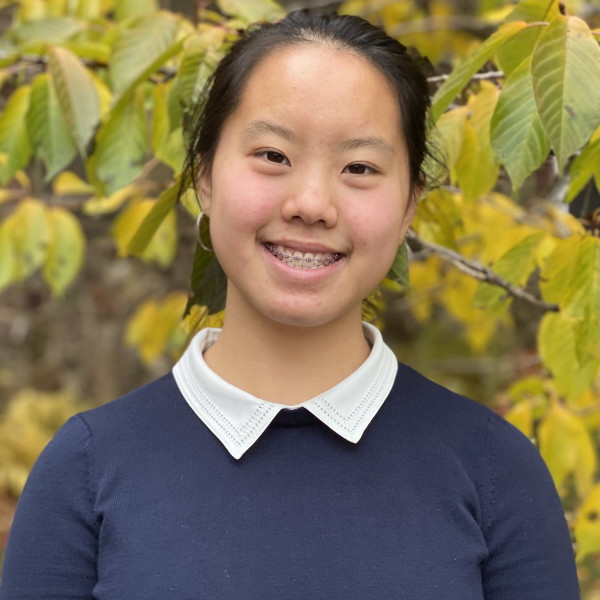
[201,44,416,330]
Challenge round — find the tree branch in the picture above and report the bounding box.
[427,70,504,84]
[405,230,560,312]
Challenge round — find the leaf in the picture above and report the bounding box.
[540,235,600,319]
[431,20,529,122]
[187,243,228,315]
[112,198,177,267]
[82,183,139,216]
[216,0,286,24]
[8,198,51,279]
[453,84,500,200]
[0,220,17,291]
[413,188,462,250]
[435,106,468,172]
[152,83,186,172]
[115,0,159,22]
[491,57,550,190]
[538,312,597,400]
[10,17,84,45]
[574,484,600,563]
[90,87,147,195]
[531,15,600,170]
[42,207,86,296]
[48,46,100,154]
[385,242,408,288]
[0,86,32,185]
[109,12,182,102]
[566,127,600,203]
[26,73,77,180]
[127,183,179,255]
[473,232,546,314]
[125,292,187,364]
[538,402,596,498]
[505,401,533,438]
[496,0,559,76]
[52,171,95,196]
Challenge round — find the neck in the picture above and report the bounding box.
[203,299,370,406]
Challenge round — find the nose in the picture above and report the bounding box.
[281,171,338,227]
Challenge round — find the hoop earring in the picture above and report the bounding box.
[196,211,213,253]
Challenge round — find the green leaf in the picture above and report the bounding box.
[115,0,159,22]
[473,232,546,314]
[168,33,222,132]
[9,198,51,280]
[127,183,179,255]
[90,87,147,195]
[491,57,550,190]
[109,12,182,102]
[43,207,86,296]
[48,46,100,154]
[10,17,84,45]
[152,84,186,172]
[385,243,408,288]
[216,0,286,25]
[531,15,600,171]
[187,244,228,315]
[0,86,32,185]
[431,20,529,123]
[26,73,78,180]
[497,0,559,76]
[566,127,600,203]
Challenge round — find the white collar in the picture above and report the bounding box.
[172,323,398,459]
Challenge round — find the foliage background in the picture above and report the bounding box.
[0,0,598,595]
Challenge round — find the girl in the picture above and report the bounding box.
[0,10,578,599]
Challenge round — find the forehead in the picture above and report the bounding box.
[226,43,404,145]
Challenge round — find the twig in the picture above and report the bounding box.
[427,70,504,84]
[405,230,560,312]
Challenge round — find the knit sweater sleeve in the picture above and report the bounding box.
[0,415,97,599]
[481,413,579,599]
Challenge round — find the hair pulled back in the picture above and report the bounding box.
[185,9,432,195]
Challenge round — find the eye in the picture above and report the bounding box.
[257,150,290,165]
[343,163,377,175]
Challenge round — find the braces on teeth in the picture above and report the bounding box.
[265,242,341,266]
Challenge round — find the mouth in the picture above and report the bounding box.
[263,242,343,269]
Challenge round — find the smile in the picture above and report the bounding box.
[264,242,343,269]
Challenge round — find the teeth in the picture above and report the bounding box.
[265,243,341,269]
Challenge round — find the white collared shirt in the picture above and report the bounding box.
[172,323,398,459]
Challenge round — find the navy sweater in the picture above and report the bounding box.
[1,365,578,599]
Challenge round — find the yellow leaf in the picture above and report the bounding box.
[574,484,600,563]
[538,403,596,498]
[52,171,95,196]
[0,220,17,291]
[435,106,469,172]
[8,197,51,279]
[43,207,86,296]
[83,183,139,216]
[505,401,534,439]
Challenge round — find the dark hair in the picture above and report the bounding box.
[183,9,433,197]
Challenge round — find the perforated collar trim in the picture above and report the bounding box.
[172,323,398,459]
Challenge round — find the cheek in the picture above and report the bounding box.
[212,171,281,232]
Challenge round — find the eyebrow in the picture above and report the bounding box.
[244,120,297,143]
[340,136,395,157]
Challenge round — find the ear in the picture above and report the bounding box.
[198,171,213,216]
